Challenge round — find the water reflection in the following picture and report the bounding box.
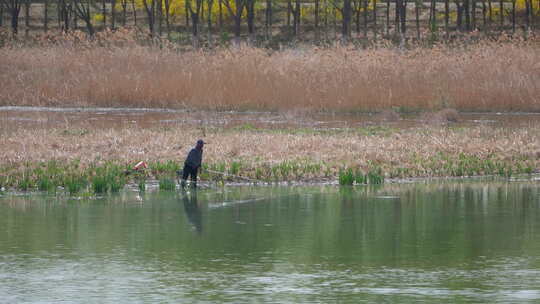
[181,192,202,234]
[1,181,540,303]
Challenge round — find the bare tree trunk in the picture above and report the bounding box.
[386,0,390,35]
[481,0,486,27]
[354,0,360,34]
[528,0,533,29]
[223,0,244,45]
[246,0,255,41]
[445,0,449,37]
[185,0,189,27]
[142,0,156,36]
[43,0,48,31]
[464,0,470,30]
[395,0,401,33]
[292,0,300,37]
[121,0,127,26]
[158,0,163,36]
[218,0,222,36]
[4,0,23,37]
[58,0,69,32]
[23,0,29,37]
[511,0,515,32]
[192,12,199,47]
[314,0,319,39]
[531,0,540,29]
[0,2,3,27]
[187,0,204,47]
[362,0,367,38]
[207,0,213,44]
[472,0,477,30]
[72,4,77,30]
[342,0,351,41]
[164,0,171,36]
[396,0,407,35]
[531,0,540,28]
[499,0,503,30]
[333,2,337,40]
[201,1,204,21]
[72,0,96,35]
[265,0,272,40]
[57,0,61,28]
[324,0,328,38]
[111,0,116,29]
[373,0,377,39]
[429,0,437,33]
[11,6,19,37]
[131,0,137,26]
[323,0,326,32]
[233,5,241,44]
[286,0,291,27]
[456,1,463,30]
[416,0,421,39]
[400,0,406,34]
[102,0,107,27]
[488,0,492,25]
[525,0,530,30]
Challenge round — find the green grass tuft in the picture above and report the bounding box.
[159,177,176,191]
[340,166,384,185]
[339,168,355,186]
[37,175,56,193]
[64,175,87,194]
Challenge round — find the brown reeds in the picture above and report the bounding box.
[1,39,540,112]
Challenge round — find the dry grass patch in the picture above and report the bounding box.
[1,41,539,112]
[1,123,539,184]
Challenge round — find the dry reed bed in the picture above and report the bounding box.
[1,42,539,111]
[1,124,539,180]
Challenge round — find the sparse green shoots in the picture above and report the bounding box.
[64,174,87,195]
[339,168,355,186]
[91,164,125,194]
[37,175,56,193]
[229,161,242,176]
[339,166,384,185]
[159,177,176,191]
[138,179,146,192]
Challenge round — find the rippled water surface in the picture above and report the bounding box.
[1,181,540,303]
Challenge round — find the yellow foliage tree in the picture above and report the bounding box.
[120,0,242,21]
[515,0,540,14]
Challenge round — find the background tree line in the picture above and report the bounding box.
[0,0,539,45]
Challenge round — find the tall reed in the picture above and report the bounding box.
[1,40,539,112]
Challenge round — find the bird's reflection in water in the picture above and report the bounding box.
[182,191,203,234]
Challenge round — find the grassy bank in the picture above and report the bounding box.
[1,39,540,112]
[1,122,538,193]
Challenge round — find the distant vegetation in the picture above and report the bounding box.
[1,0,539,112]
[0,0,539,46]
[1,38,539,112]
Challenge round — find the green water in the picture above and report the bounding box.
[1,180,540,303]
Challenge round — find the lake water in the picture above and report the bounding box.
[2,106,540,132]
[1,180,540,303]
